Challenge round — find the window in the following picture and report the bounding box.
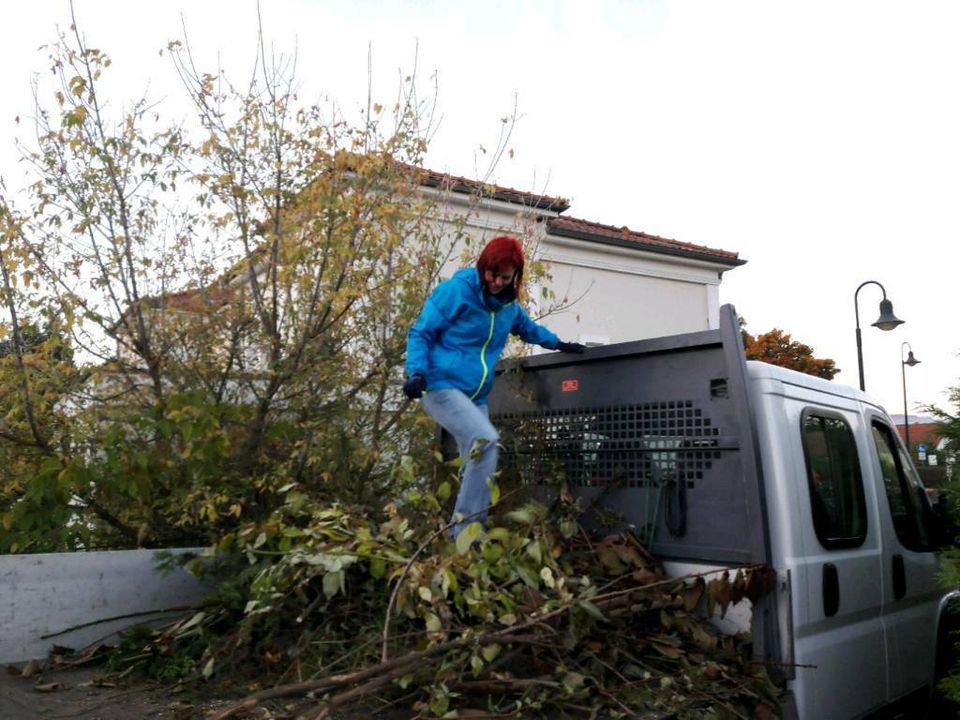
[802,411,868,549]
[871,421,936,552]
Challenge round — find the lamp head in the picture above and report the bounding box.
[904,350,921,367]
[872,299,904,331]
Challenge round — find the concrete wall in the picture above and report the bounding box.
[0,549,213,664]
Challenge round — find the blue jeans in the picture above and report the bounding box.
[421,389,500,537]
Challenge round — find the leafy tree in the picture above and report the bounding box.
[741,323,839,380]
[0,312,82,552]
[926,386,960,457]
[920,383,960,707]
[0,15,538,552]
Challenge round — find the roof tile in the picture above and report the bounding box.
[547,215,742,264]
[412,166,570,212]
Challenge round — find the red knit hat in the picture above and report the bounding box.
[477,236,524,294]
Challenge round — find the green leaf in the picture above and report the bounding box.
[437,481,451,501]
[455,522,483,555]
[369,557,386,579]
[486,527,511,542]
[322,570,343,598]
[578,600,607,621]
[487,477,500,506]
[481,643,501,662]
[429,692,450,717]
[506,508,535,525]
[515,563,540,589]
[424,612,442,633]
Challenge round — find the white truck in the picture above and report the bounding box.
[486,304,956,719]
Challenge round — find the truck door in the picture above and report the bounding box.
[791,406,890,719]
[868,417,940,701]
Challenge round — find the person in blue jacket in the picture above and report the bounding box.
[403,235,585,537]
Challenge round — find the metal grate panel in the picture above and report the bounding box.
[495,400,723,490]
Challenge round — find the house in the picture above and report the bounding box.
[892,416,953,486]
[409,167,744,347]
[113,164,744,367]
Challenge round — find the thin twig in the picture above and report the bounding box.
[40,606,194,640]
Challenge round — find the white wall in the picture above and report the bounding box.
[0,549,212,664]
[541,262,710,342]
[537,234,726,344]
[424,191,731,345]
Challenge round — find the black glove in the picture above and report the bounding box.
[403,373,427,399]
[556,341,587,354]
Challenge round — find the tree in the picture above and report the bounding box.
[741,323,839,380]
[0,12,538,552]
[0,312,82,552]
[919,384,960,708]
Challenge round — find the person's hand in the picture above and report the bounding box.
[403,374,427,399]
[556,341,587,354]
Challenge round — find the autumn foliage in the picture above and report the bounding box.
[742,327,839,380]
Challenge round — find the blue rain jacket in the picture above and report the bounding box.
[405,268,560,405]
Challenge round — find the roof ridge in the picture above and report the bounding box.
[410,164,570,212]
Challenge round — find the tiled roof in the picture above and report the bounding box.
[139,286,233,314]
[547,216,743,265]
[894,422,943,448]
[413,166,570,212]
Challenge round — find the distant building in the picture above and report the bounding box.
[894,421,942,451]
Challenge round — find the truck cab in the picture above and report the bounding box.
[487,304,955,719]
[748,360,945,718]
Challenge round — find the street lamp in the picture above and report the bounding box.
[901,342,921,452]
[854,280,904,391]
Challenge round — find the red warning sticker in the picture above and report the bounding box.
[561,379,579,392]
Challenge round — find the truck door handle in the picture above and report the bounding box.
[823,563,840,617]
[892,554,906,600]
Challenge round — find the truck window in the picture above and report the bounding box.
[870,421,936,552]
[801,411,868,549]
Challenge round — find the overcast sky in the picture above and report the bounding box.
[2,0,958,418]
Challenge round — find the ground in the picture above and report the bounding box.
[0,661,409,719]
[1,664,184,720]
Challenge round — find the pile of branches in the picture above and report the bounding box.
[117,481,781,718]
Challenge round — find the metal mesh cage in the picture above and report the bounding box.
[495,400,722,490]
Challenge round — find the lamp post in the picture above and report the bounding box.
[854,280,904,391]
[901,342,921,452]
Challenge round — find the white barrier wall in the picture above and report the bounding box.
[0,548,213,664]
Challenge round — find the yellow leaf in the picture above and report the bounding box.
[487,477,500,506]
[33,681,63,692]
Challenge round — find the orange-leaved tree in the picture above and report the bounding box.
[741,324,839,380]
